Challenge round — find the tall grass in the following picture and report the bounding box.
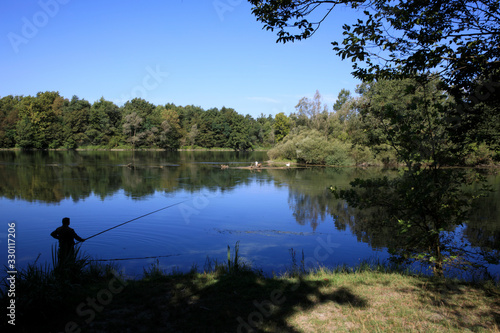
[142,241,254,280]
[288,248,306,277]
[200,241,253,276]
[1,245,118,331]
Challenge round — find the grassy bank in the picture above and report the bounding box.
[86,267,500,333]
[2,253,499,333]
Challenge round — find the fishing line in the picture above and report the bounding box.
[88,253,182,262]
[80,199,188,242]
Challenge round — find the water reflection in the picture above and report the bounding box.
[465,174,500,255]
[1,151,499,276]
[0,150,269,202]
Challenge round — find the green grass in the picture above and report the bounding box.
[2,246,499,333]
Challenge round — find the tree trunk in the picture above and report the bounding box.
[432,235,444,277]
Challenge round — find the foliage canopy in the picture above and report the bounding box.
[249,0,500,91]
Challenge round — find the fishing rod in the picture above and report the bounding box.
[80,199,188,243]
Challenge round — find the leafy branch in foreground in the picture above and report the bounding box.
[249,0,500,99]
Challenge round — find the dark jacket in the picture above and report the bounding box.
[51,225,84,251]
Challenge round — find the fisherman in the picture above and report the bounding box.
[50,217,85,264]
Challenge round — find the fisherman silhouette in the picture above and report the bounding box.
[50,217,85,264]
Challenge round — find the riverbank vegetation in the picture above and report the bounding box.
[1,84,498,167]
[2,246,499,332]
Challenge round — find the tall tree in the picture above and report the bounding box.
[88,98,121,146]
[333,89,351,112]
[0,96,21,147]
[157,107,182,150]
[16,92,63,149]
[333,78,492,276]
[122,112,143,148]
[273,112,290,142]
[294,90,329,134]
[226,110,253,151]
[61,96,91,148]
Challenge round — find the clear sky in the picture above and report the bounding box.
[0,0,362,118]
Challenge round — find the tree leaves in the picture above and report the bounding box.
[249,0,500,115]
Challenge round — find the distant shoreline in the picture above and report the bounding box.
[1,148,498,168]
[0,147,270,152]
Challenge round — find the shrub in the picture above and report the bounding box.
[295,135,329,164]
[268,129,359,165]
[465,143,495,166]
[268,139,296,160]
[325,140,354,166]
[350,145,374,165]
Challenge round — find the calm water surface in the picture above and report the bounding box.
[1,151,499,279]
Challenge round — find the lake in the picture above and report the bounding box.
[1,150,499,279]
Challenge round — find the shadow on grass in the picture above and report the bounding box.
[412,277,500,332]
[86,268,368,333]
[1,243,370,333]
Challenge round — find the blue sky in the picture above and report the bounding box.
[0,0,362,118]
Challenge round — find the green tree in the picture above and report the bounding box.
[333,89,351,112]
[227,112,253,151]
[332,78,491,276]
[186,124,199,147]
[121,98,159,148]
[330,89,360,142]
[249,0,500,160]
[294,90,329,135]
[122,112,144,148]
[157,107,182,150]
[268,128,353,165]
[16,92,63,149]
[87,98,120,146]
[197,108,220,148]
[249,0,499,99]
[0,96,22,147]
[255,113,275,146]
[273,112,290,142]
[62,96,91,148]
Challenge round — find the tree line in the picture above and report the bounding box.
[1,85,498,167]
[0,93,277,151]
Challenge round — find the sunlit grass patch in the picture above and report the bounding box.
[284,271,499,332]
